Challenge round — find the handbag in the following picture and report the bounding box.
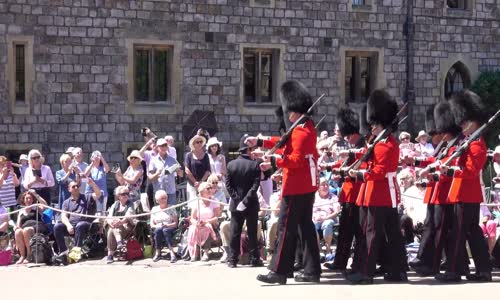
[0,249,12,266]
[125,238,143,261]
[68,247,82,264]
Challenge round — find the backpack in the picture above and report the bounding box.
[125,238,143,261]
[29,234,53,264]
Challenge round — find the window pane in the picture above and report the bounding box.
[244,53,256,102]
[352,0,365,6]
[154,49,168,102]
[360,57,370,101]
[15,44,25,102]
[135,49,149,102]
[447,0,459,8]
[260,53,272,103]
[345,56,354,102]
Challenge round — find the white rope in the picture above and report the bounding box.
[401,194,500,207]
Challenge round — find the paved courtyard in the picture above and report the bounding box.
[3,258,499,300]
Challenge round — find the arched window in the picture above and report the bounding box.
[444,62,471,99]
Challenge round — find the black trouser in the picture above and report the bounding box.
[333,202,362,270]
[146,181,154,211]
[445,203,491,274]
[228,206,259,264]
[416,204,435,267]
[359,206,407,277]
[431,204,453,272]
[268,192,321,276]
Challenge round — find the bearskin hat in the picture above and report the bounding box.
[336,108,359,136]
[434,101,462,136]
[366,89,398,130]
[359,104,370,136]
[274,106,286,134]
[425,105,437,136]
[449,90,486,125]
[280,80,313,115]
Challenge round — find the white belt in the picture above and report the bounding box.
[305,154,317,187]
[386,171,398,208]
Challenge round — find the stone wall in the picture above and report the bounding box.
[0,0,498,169]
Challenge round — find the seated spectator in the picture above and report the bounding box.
[319,130,329,142]
[115,150,144,203]
[480,205,497,255]
[22,149,55,205]
[0,156,20,210]
[207,174,226,207]
[53,179,101,264]
[84,151,110,214]
[55,153,79,209]
[150,190,178,263]
[313,178,340,255]
[399,131,415,161]
[187,182,219,262]
[413,130,434,158]
[14,190,48,264]
[398,169,426,243]
[105,185,134,264]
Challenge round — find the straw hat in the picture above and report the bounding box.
[415,130,429,142]
[189,135,207,150]
[399,131,411,141]
[127,150,143,162]
[206,137,222,148]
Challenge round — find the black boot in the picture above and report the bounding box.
[408,258,423,269]
[256,271,287,285]
[435,272,461,282]
[414,265,436,277]
[383,272,408,282]
[346,272,374,285]
[466,272,492,282]
[323,262,345,272]
[294,273,320,283]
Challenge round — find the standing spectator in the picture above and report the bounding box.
[140,137,158,208]
[115,150,144,203]
[84,150,110,214]
[187,182,219,261]
[13,190,48,264]
[207,174,226,205]
[0,201,8,234]
[55,154,79,209]
[148,138,183,205]
[105,185,134,264]
[23,149,55,205]
[414,130,434,158]
[399,131,415,160]
[0,156,20,209]
[18,154,29,192]
[207,137,227,181]
[492,145,500,203]
[165,135,177,160]
[185,135,211,202]
[319,130,329,142]
[72,147,88,194]
[150,190,178,263]
[53,179,101,264]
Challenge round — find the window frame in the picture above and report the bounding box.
[340,47,385,106]
[250,0,275,8]
[6,35,34,115]
[126,39,182,115]
[348,0,376,12]
[133,44,172,103]
[239,43,285,115]
[243,48,276,105]
[444,0,475,16]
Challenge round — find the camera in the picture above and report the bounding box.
[142,127,158,142]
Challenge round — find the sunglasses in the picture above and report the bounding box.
[130,157,139,160]
[206,187,213,190]
[159,144,168,147]
[70,185,79,189]
[401,137,409,141]
[31,156,41,160]
[320,148,328,151]
[211,182,219,185]
[119,192,130,196]
[195,141,203,144]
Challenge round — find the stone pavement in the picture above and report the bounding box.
[3,258,500,300]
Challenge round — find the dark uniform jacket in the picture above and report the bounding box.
[226,154,261,212]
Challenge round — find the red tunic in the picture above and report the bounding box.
[356,135,400,207]
[338,148,367,204]
[429,145,458,205]
[262,119,319,196]
[447,137,487,204]
[418,156,437,204]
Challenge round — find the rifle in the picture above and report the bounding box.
[266,94,325,156]
[346,102,408,172]
[315,114,328,129]
[441,109,500,167]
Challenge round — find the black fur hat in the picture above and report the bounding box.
[434,101,462,136]
[359,104,370,136]
[280,80,313,115]
[425,105,437,136]
[449,90,486,125]
[366,89,398,130]
[336,108,359,136]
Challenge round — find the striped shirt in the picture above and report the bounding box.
[0,174,17,207]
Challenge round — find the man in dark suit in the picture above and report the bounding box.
[225,134,264,268]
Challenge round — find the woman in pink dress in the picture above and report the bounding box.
[187,182,220,261]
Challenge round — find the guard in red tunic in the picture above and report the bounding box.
[249,80,321,285]
[322,107,366,272]
[412,101,464,276]
[436,90,492,282]
[347,90,407,284]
